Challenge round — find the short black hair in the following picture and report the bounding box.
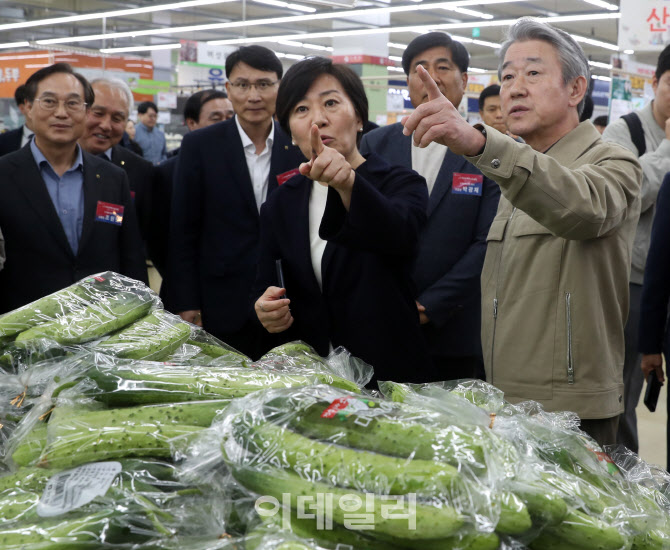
[137,101,158,114]
[225,45,283,80]
[656,43,670,80]
[14,84,28,107]
[24,62,94,106]
[183,90,229,123]
[580,94,594,122]
[478,84,501,111]
[402,32,469,75]
[593,115,608,127]
[276,56,368,145]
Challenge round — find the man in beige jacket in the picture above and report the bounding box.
[402,18,641,446]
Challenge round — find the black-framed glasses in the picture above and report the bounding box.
[35,97,87,113]
[229,80,278,94]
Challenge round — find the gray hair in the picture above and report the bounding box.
[498,18,591,116]
[90,77,134,116]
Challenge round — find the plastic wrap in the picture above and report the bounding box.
[47,349,365,410]
[0,272,161,372]
[252,342,373,390]
[204,384,533,548]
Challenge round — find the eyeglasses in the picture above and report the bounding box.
[35,97,87,113]
[229,80,278,94]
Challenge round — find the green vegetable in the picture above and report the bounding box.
[10,424,48,467]
[493,491,532,535]
[530,509,628,550]
[234,418,460,496]
[278,398,492,468]
[97,310,192,360]
[508,480,569,526]
[226,461,464,540]
[15,292,153,345]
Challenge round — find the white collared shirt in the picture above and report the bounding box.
[309,181,329,290]
[21,125,34,147]
[411,136,447,196]
[235,116,275,212]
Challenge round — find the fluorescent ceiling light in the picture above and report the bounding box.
[571,34,619,51]
[387,42,407,50]
[0,0,236,32]
[252,0,316,12]
[582,0,618,10]
[389,55,403,62]
[546,13,620,23]
[277,40,332,51]
[32,0,531,46]
[588,60,613,69]
[276,52,305,60]
[447,7,494,19]
[388,66,405,72]
[468,67,488,73]
[100,43,182,53]
[592,75,612,81]
[0,41,29,49]
[624,49,634,54]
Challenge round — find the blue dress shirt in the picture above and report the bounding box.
[30,139,85,255]
[134,122,167,164]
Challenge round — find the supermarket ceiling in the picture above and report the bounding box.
[0,0,645,77]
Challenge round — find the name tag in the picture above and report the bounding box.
[277,168,300,186]
[452,173,483,196]
[95,201,124,226]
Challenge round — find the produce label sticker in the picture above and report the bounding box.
[321,396,377,420]
[37,461,122,517]
[95,201,124,226]
[452,173,483,196]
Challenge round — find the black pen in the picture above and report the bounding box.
[276,259,287,299]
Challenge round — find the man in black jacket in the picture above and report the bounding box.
[0,63,146,313]
[168,46,304,356]
[0,84,34,157]
[79,77,154,254]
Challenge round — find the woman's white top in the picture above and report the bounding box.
[308,181,329,290]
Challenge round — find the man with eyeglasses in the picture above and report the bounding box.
[169,45,303,357]
[0,63,147,314]
[135,101,167,164]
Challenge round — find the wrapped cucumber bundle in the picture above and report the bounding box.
[0,457,229,549]
[48,346,364,409]
[209,384,535,548]
[1,271,159,348]
[167,326,250,366]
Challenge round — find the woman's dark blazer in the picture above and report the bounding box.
[252,152,434,383]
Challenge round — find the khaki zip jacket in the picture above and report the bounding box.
[467,122,641,419]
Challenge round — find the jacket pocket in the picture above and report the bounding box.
[566,292,574,384]
[511,215,554,237]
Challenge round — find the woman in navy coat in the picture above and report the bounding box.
[252,57,432,383]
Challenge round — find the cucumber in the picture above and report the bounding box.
[0,490,40,522]
[494,491,532,535]
[278,398,491,467]
[226,461,464,540]
[0,283,91,338]
[85,364,358,407]
[631,528,670,550]
[38,423,203,469]
[15,292,153,346]
[10,424,48,467]
[97,310,192,361]
[532,509,628,550]
[508,480,569,526]
[186,332,249,363]
[233,418,460,496]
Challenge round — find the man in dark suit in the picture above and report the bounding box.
[0,84,34,157]
[0,63,146,314]
[79,77,154,258]
[361,32,500,380]
[169,46,304,356]
[152,90,234,277]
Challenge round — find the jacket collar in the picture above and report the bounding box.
[542,121,603,163]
